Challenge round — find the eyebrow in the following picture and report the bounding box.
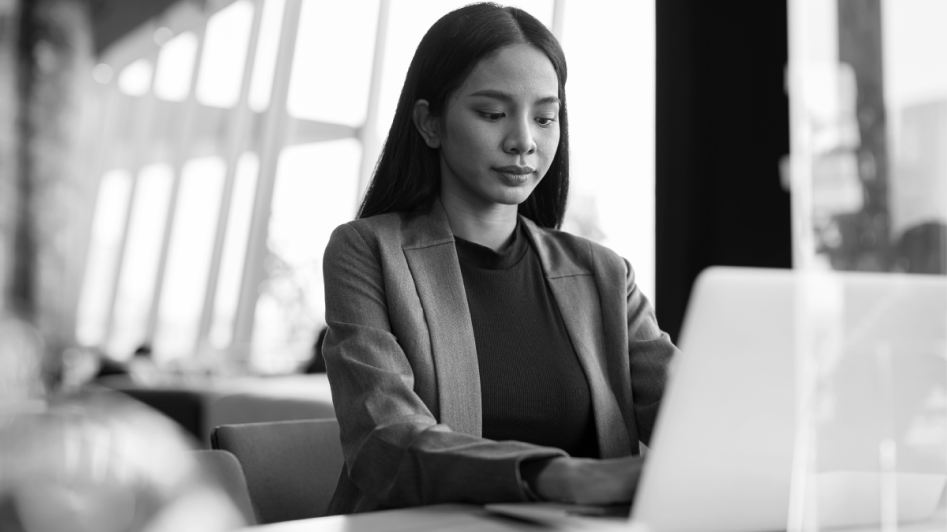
[467,89,560,106]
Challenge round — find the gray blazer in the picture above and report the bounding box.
[322,199,677,514]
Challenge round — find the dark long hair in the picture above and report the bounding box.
[357,3,569,228]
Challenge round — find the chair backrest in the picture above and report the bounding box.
[122,389,206,443]
[191,449,257,526]
[211,418,343,524]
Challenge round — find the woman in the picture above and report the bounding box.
[322,3,678,515]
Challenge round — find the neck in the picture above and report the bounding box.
[440,190,518,252]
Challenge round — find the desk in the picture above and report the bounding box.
[236,504,614,531]
[239,502,947,532]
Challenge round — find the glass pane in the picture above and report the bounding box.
[196,0,255,108]
[560,0,656,301]
[154,31,198,102]
[210,152,259,349]
[117,59,153,97]
[787,2,947,528]
[883,0,947,274]
[75,170,133,346]
[252,139,361,372]
[376,0,553,139]
[286,0,380,125]
[109,164,174,358]
[248,0,286,112]
[152,157,226,361]
[789,0,947,272]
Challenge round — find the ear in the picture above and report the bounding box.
[412,99,441,149]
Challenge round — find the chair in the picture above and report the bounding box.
[211,418,344,524]
[121,388,206,442]
[111,375,336,447]
[191,449,257,526]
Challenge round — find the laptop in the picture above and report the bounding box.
[486,267,947,531]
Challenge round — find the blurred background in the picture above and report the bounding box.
[2,0,659,376]
[0,0,944,529]
[0,0,942,413]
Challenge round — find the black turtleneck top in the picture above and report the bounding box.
[453,221,599,458]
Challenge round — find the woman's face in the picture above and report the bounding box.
[435,44,561,212]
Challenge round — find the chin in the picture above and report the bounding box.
[490,183,537,206]
[492,190,533,206]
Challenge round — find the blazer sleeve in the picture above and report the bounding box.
[322,223,567,509]
[623,258,678,446]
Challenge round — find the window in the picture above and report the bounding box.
[153,157,226,361]
[252,139,361,372]
[210,152,259,349]
[287,0,379,126]
[196,0,255,108]
[109,164,173,357]
[154,32,198,102]
[75,170,133,346]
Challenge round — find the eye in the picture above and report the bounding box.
[536,116,557,127]
[479,111,505,121]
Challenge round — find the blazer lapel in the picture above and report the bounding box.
[402,201,482,437]
[523,218,633,458]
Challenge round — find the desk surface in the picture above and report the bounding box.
[237,504,615,532]
[239,503,947,532]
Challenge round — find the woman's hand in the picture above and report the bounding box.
[521,456,644,505]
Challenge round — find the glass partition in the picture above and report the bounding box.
[787,1,947,529]
[789,0,947,273]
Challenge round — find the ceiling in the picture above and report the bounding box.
[91,0,188,54]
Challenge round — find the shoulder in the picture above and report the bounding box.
[326,206,449,266]
[330,201,448,247]
[333,212,404,241]
[525,221,630,278]
[327,212,408,254]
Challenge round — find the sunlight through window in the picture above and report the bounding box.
[196,0,254,108]
[287,0,379,126]
[153,157,226,361]
[75,170,133,346]
[109,164,174,358]
[251,139,361,372]
[248,0,285,112]
[154,32,198,102]
[561,1,656,301]
[117,59,153,96]
[210,152,259,349]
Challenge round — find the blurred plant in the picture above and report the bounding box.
[260,250,319,345]
[2,0,98,402]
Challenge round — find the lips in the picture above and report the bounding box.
[493,165,535,185]
[494,165,535,175]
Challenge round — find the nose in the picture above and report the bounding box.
[503,117,537,156]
